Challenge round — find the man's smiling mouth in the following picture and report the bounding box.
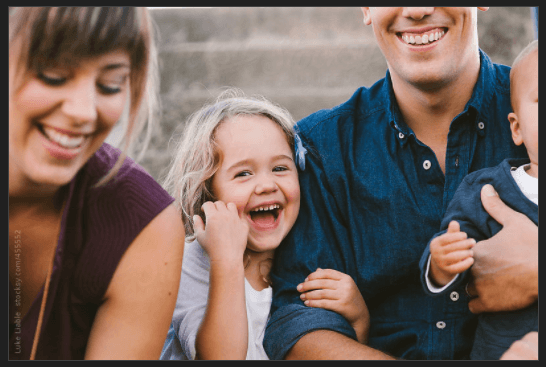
[399,28,446,45]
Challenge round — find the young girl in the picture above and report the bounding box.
[160,89,369,360]
[9,7,184,359]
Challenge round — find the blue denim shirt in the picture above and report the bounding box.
[264,49,528,360]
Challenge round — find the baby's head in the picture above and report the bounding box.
[164,88,300,252]
[508,40,538,175]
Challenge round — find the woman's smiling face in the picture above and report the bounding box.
[9,49,131,189]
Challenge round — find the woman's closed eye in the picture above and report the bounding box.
[37,71,66,86]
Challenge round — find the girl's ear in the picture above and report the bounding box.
[508,112,523,146]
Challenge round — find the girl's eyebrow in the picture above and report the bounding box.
[226,155,294,173]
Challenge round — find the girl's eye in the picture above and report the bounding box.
[37,72,66,86]
[273,166,288,172]
[235,171,252,178]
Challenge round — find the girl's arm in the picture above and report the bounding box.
[193,201,250,360]
[84,204,185,359]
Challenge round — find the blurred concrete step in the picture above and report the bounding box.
[158,39,386,95]
[152,7,368,45]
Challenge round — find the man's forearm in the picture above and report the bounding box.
[285,329,395,360]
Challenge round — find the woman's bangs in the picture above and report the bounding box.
[27,7,145,71]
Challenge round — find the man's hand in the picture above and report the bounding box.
[466,184,538,314]
[500,332,538,360]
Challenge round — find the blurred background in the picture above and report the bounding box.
[107,7,538,182]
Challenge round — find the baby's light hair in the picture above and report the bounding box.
[162,88,296,240]
[512,40,538,70]
[510,40,538,111]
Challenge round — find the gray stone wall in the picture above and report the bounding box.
[111,7,535,182]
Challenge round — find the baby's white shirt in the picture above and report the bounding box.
[425,163,538,293]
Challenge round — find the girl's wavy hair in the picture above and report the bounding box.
[163,88,296,241]
[9,7,161,186]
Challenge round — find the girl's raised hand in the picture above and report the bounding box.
[193,201,249,265]
[297,268,369,344]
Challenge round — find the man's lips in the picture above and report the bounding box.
[398,27,447,45]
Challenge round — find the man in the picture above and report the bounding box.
[264,7,537,360]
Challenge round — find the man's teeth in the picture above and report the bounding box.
[402,30,445,45]
[251,204,280,212]
[42,126,85,149]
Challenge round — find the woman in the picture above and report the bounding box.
[9,7,185,359]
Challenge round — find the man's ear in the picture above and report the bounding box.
[508,112,523,146]
[361,7,372,26]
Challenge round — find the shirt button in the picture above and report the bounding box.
[398,132,405,139]
[436,321,446,329]
[450,291,459,301]
[423,160,431,170]
[478,121,485,130]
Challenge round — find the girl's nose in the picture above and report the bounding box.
[254,175,278,195]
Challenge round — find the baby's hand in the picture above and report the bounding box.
[429,220,475,287]
[193,201,248,265]
[297,268,369,344]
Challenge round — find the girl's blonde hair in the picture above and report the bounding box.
[9,7,160,186]
[163,88,296,240]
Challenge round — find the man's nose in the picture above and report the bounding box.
[401,7,435,21]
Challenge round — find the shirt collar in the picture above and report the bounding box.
[386,48,496,144]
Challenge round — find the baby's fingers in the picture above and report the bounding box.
[444,256,474,274]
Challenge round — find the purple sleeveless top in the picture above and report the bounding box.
[9,143,175,360]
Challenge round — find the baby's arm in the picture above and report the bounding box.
[193,201,249,359]
[297,268,369,344]
[429,220,476,287]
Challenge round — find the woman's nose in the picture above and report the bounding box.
[61,78,98,125]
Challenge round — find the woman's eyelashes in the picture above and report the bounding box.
[37,71,66,86]
[37,71,127,95]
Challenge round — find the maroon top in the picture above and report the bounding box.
[9,143,175,360]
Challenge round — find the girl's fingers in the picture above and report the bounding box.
[302,298,341,311]
[193,215,205,233]
[297,278,338,293]
[306,268,344,282]
[300,288,339,302]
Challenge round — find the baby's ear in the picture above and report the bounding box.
[508,112,523,146]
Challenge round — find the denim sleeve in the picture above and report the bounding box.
[264,304,357,360]
[264,132,358,360]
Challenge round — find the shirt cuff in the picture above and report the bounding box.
[424,254,459,293]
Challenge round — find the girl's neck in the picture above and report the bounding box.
[244,248,274,291]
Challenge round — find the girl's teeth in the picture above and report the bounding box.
[42,126,85,149]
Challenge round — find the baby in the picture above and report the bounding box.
[420,40,538,360]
